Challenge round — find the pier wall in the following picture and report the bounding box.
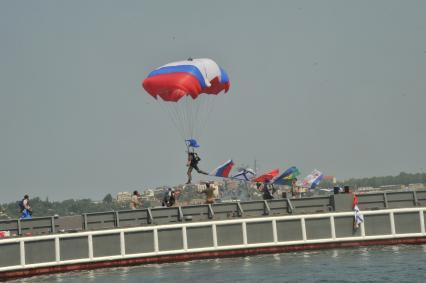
[2,190,426,236]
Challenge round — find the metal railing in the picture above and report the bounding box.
[1,190,425,237]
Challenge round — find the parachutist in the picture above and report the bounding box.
[186,150,208,184]
[142,58,230,155]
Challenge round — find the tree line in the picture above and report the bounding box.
[342,172,426,188]
[0,194,128,219]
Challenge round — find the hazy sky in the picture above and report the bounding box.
[1,0,426,202]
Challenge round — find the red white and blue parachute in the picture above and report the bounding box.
[142,58,230,141]
[143,58,230,102]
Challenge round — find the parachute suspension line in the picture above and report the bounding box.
[175,99,190,140]
[179,101,190,139]
[170,100,190,141]
[153,93,224,146]
[187,94,204,140]
[192,93,205,139]
[167,102,183,138]
[170,94,212,142]
[196,94,217,141]
[191,97,197,138]
[178,98,190,138]
[165,102,183,138]
[183,96,191,139]
[184,95,193,139]
[190,95,200,139]
[157,100,186,142]
[174,99,185,138]
[196,65,218,139]
[142,57,230,145]
[163,95,197,140]
[188,95,197,139]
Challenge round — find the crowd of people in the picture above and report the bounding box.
[127,187,179,209]
[16,181,301,218]
[17,184,354,219]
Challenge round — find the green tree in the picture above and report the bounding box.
[103,194,113,204]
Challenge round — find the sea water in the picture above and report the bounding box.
[11,245,426,283]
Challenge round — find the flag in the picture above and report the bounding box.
[210,160,234,178]
[297,169,324,189]
[353,194,359,208]
[185,139,200,148]
[231,168,256,181]
[253,169,279,183]
[353,194,363,228]
[354,205,364,228]
[272,166,300,185]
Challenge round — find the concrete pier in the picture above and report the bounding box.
[1,190,426,281]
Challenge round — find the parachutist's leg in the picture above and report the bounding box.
[186,167,193,184]
[194,165,209,175]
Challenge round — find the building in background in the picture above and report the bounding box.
[323,176,336,184]
[116,192,132,204]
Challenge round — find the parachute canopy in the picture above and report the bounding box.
[142,58,230,141]
[143,58,230,102]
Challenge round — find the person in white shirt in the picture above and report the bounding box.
[130,191,141,210]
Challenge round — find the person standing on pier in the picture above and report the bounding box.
[262,182,275,200]
[130,190,141,210]
[162,187,176,207]
[19,194,32,220]
[200,182,216,204]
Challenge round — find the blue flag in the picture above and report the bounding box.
[231,168,256,181]
[185,139,200,148]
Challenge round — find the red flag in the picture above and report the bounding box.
[253,169,279,183]
[353,194,359,208]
